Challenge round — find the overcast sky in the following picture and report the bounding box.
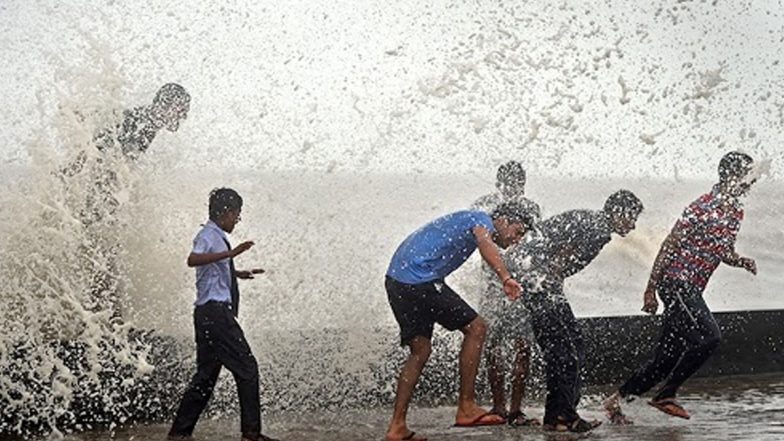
[1,0,782,179]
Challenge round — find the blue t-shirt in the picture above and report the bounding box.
[387,210,495,284]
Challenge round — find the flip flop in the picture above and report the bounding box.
[649,398,691,419]
[454,412,506,427]
[385,431,427,441]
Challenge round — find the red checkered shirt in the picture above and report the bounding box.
[662,185,744,291]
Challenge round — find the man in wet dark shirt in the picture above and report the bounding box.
[505,190,644,433]
[64,83,190,317]
[95,82,190,158]
[64,83,190,176]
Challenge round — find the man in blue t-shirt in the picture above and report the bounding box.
[384,201,535,441]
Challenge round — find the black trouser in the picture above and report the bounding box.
[170,302,261,437]
[526,288,584,425]
[619,278,721,401]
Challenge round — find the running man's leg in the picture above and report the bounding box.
[618,280,695,399]
[616,317,685,396]
[605,311,684,422]
[654,295,721,401]
[606,281,692,421]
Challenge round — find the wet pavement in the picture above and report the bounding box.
[58,373,784,441]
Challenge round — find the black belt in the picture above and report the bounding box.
[198,300,233,309]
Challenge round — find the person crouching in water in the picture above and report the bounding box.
[604,151,760,423]
[384,201,535,441]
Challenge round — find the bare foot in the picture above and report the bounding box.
[603,393,633,425]
[386,423,428,441]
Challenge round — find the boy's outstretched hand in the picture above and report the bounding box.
[236,268,265,279]
[231,240,255,257]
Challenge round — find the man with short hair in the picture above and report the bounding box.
[168,188,278,441]
[604,151,760,423]
[384,201,534,441]
[510,190,644,433]
[472,161,542,427]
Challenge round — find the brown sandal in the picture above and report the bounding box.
[649,398,691,419]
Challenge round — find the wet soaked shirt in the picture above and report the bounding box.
[192,221,233,306]
[663,185,744,291]
[69,108,158,225]
[508,209,612,291]
[470,192,541,226]
[471,192,541,288]
[387,210,495,285]
[96,107,158,159]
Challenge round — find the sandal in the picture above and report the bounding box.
[507,410,540,427]
[544,417,602,433]
[454,412,506,427]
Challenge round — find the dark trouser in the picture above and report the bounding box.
[170,302,261,437]
[526,288,584,425]
[619,279,721,401]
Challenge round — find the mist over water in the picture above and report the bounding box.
[2,1,784,176]
[1,0,783,438]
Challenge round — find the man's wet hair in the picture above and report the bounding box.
[604,189,643,217]
[497,160,526,186]
[491,200,538,230]
[718,151,754,184]
[154,83,190,106]
[209,188,243,221]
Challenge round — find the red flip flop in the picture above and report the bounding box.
[454,412,506,427]
[649,398,691,419]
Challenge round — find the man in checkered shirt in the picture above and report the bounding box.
[604,151,761,423]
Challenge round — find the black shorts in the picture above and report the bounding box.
[385,276,478,346]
